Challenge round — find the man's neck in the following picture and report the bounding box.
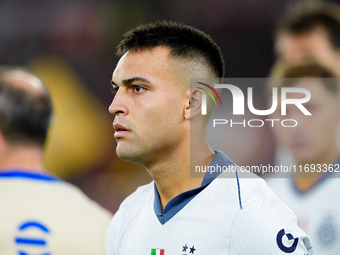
[0,144,45,172]
[147,135,215,211]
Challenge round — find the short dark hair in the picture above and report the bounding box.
[268,61,338,95]
[117,21,225,78]
[276,0,340,50]
[0,68,52,146]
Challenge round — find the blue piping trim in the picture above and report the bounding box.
[235,165,243,209]
[153,150,236,224]
[0,170,59,182]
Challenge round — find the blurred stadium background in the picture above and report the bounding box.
[1,0,339,213]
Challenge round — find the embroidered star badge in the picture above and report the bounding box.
[182,244,188,252]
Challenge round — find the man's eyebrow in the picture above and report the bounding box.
[110,77,150,87]
[122,76,150,85]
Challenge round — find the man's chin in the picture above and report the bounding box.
[116,146,142,164]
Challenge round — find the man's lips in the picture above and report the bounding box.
[113,123,131,138]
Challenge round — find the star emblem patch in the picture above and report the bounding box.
[181,244,196,254]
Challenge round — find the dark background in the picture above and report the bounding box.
[1,0,339,212]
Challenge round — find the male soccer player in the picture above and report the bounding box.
[105,21,313,254]
[275,0,340,75]
[267,61,340,255]
[0,66,112,255]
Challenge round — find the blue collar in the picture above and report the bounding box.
[0,169,60,182]
[153,151,234,225]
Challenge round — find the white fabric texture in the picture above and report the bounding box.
[0,177,112,255]
[106,172,313,254]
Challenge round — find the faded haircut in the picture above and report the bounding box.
[117,21,225,78]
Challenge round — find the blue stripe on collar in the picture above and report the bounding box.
[0,169,60,182]
[154,150,235,225]
[201,150,234,186]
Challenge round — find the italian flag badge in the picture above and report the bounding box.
[151,248,165,255]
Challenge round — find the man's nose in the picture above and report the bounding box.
[108,90,128,116]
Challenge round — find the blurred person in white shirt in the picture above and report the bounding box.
[0,66,112,255]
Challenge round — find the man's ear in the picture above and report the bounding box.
[184,88,204,120]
